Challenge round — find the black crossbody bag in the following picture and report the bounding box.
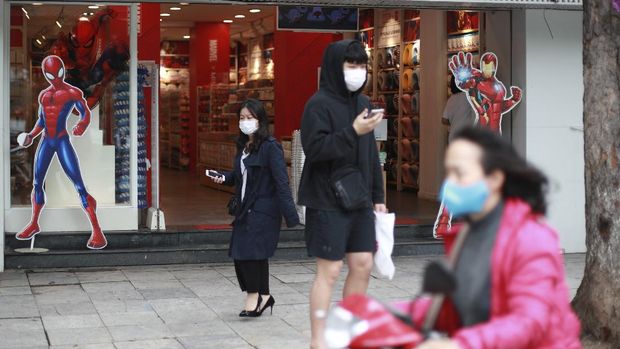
[329,133,370,211]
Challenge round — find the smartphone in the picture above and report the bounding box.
[365,108,385,119]
[206,170,224,179]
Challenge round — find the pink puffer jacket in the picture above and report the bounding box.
[400,199,582,349]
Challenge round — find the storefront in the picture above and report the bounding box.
[0,1,584,271]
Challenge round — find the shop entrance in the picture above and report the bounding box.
[155,4,507,229]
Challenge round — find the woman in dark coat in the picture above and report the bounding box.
[208,99,299,317]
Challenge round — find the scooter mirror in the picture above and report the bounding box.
[422,260,457,295]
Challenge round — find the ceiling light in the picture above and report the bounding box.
[170,6,181,11]
[249,9,261,13]
[21,7,28,14]
[160,18,162,22]
[41,34,46,40]
[79,17,89,21]
[223,19,233,23]
[183,35,190,39]
[160,13,171,17]
[83,12,88,16]
[235,14,245,19]
[180,2,189,5]
[88,5,99,9]
[33,3,43,5]
[56,20,62,28]
[36,39,42,45]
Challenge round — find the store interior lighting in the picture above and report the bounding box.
[88,5,99,9]
[161,13,171,17]
[235,14,245,19]
[21,7,30,20]
[249,9,261,13]
[223,19,233,23]
[55,7,64,28]
[170,7,181,11]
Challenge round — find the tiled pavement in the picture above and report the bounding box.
[0,254,585,349]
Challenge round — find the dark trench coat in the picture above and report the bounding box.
[223,137,300,260]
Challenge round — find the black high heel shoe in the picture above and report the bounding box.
[246,296,275,317]
[239,295,262,317]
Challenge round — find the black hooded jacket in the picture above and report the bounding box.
[298,40,385,210]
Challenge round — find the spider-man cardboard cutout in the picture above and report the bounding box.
[15,55,107,250]
[433,51,523,239]
[48,8,129,109]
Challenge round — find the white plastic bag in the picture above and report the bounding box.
[373,212,396,280]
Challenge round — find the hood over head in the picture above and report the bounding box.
[319,39,367,99]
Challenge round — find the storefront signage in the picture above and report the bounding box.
[277,6,359,32]
[377,9,401,48]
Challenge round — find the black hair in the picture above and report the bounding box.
[450,74,461,95]
[235,98,271,154]
[344,41,368,65]
[452,127,549,215]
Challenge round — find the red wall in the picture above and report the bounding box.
[138,3,160,207]
[189,23,230,172]
[273,31,341,139]
[138,3,161,61]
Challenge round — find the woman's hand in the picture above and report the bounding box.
[206,170,225,184]
[416,339,461,349]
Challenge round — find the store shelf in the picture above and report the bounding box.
[236,87,274,92]
[448,29,478,36]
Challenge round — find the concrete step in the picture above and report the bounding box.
[4,238,443,269]
[4,225,442,269]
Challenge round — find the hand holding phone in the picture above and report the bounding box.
[365,108,385,119]
[206,170,225,184]
[353,108,384,136]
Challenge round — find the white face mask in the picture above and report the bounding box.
[343,68,367,92]
[239,119,259,135]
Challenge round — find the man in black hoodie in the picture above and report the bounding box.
[299,40,386,349]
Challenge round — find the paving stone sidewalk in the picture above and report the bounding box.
[0,254,585,349]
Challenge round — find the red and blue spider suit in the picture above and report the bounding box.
[16,55,107,250]
[49,9,129,109]
[449,52,522,133]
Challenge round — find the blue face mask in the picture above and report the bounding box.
[440,179,490,218]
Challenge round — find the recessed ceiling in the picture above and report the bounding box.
[160,4,276,41]
[13,3,276,43]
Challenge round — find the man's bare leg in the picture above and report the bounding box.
[310,258,343,349]
[343,252,373,297]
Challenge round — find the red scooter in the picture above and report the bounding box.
[325,293,424,349]
[326,231,468,349]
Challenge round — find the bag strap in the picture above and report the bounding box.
[329,96,369,175]
[422,224,471,332]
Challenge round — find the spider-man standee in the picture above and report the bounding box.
[449,51,522,133]
[16,55,107,250]
[49,8,129,109]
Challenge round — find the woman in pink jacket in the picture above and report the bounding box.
[415,127,582,349]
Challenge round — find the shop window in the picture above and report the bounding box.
[8,3,134,208]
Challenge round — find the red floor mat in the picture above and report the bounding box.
[395,217,420,225]
[193,224,233,230]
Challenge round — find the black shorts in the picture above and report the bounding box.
[305,207,376,261]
